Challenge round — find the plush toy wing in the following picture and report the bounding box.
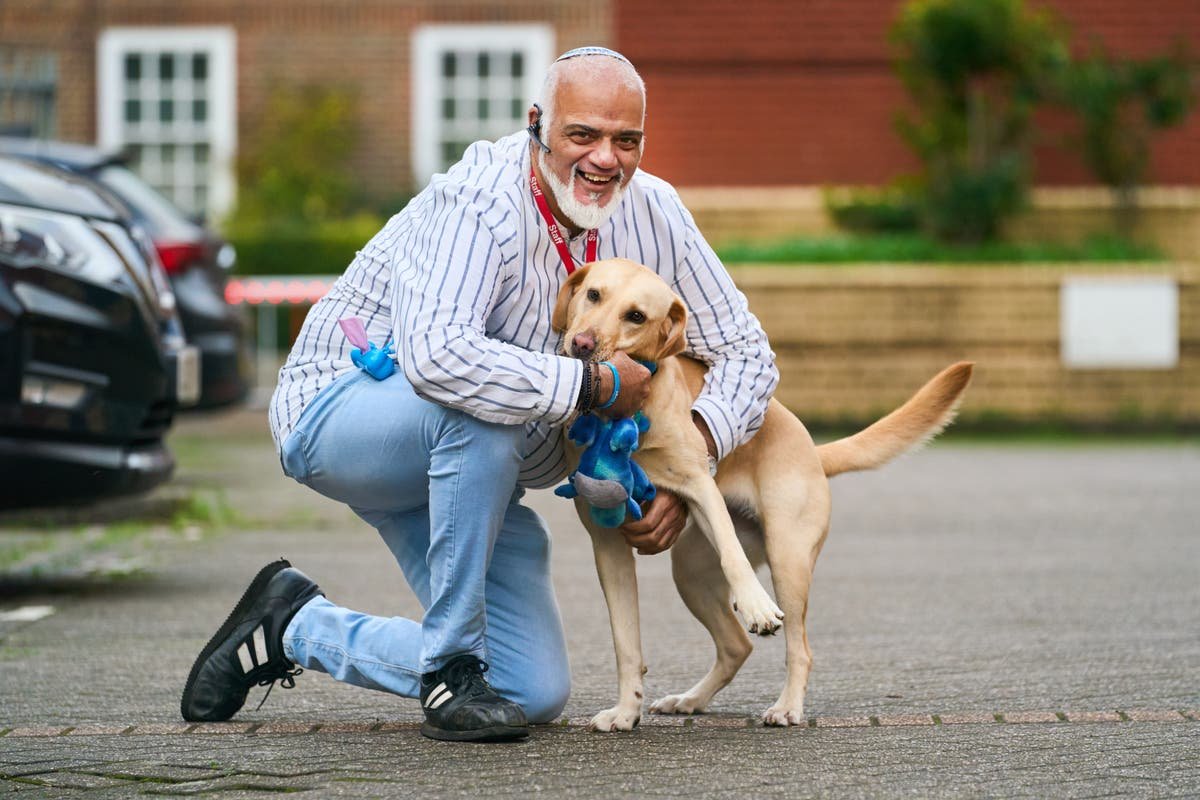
[338,317,370,351]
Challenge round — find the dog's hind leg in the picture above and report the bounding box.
[650,527,753,715]
[759,484,831,727]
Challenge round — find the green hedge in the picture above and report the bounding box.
[228,215,385,276]
[716,233,1162,264]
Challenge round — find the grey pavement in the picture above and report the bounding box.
[1,409,1197,797]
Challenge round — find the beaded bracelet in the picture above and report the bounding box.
[576,362,595,411]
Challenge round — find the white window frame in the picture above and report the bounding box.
[97,26,236,220]
[411,24,553,185]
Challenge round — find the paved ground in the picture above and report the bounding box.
[1,408,1197,797]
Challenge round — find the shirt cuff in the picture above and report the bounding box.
[690,396,735,462]
[539,356,586,426]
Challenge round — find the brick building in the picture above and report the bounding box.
[1,0,1196,222]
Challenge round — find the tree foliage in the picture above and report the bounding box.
[891,0,1068,242]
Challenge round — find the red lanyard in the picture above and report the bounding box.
[530,167,597,274]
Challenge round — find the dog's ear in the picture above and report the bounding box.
[552,264,592,332]
[655,297,688,360]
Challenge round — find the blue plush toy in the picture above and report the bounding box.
[338,317,395,380]
[555,412,656,528]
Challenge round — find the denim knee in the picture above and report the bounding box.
[514,671,571,724]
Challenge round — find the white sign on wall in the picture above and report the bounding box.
[1060,277,1178,369]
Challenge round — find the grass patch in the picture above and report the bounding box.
[716,233,1162,264]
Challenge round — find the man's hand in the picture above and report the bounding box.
[619,489,688,555]
[594,351,652,419]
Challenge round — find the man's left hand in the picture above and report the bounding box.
[619,489,688,555]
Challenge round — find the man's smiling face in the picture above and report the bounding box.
[531,59,645,233]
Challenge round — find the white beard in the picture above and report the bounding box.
[538,149,626,231]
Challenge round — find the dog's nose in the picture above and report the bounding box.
[571,332,596,359]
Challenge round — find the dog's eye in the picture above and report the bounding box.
[625,310,646,324]
[586,289,600,302]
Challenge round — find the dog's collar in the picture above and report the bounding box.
[638,360,658,375]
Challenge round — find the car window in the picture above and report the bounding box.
[96,164,197,239]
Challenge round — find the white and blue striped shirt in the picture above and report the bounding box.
[269,132,779,488]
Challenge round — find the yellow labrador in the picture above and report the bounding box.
[553,258,973,730]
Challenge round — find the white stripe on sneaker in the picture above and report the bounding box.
[428,688,454,710]
[237,642,254,673]
[424,682,449,708]
[252,625,268,666]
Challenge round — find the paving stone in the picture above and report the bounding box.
[124,723,194,735]
[313,721,376,733]
[188,722,254,734]
[66,724,131,736]
[1122,708,1188,722]
[5,727,71,737]
[1002,711,1061,724]
[936,712,999,725]
[1066,710,1123,723]
[815,716,873,727]
[253,721,319,735]
[876,714,935,726]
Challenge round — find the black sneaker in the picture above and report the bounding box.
[419,655,528,742]
[181,559,323,722]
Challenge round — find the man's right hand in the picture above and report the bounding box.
[594,351,651,418]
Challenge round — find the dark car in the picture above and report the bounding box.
[0,157,197,509]
[0,137,248,409]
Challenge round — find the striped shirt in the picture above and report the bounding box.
[269,131,779,489]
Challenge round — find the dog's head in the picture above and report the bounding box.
[552,258,688,363]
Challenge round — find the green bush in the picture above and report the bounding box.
[824,186,921,234]
[228,214,385,276]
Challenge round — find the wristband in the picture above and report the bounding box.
[595,360,620,409]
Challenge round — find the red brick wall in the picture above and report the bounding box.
[0,0,607,199]
[617,0,1200,187]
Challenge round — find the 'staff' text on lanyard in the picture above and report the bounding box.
[530,167,597,274]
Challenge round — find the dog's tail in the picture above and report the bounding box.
[816,362,974,478]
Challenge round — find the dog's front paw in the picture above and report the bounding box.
[731,584,784,636]
[650,693,707,715]
[588,706,641,732]
[761,706,807,727]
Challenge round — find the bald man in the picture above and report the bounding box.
[181,47,778,742]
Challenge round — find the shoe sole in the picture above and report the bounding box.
[180,558,292,721]
[419,722,530,742]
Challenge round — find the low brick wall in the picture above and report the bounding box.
[728,264,1200,428]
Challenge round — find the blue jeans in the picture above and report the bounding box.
[278,370,570,723]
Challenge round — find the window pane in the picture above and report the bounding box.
[194,143,209,166]
[477,98,489,119]
[124,99,141,122]
[442,52,456,78]
[159,99,174,122]
[511,97,523,119]
[442,97,455,120]
[124,54,141,81]
[192,53,208,81]
[477,53,489,78]
[511,52,523,78]
[162,144,175,165]
[192,98,207,122]
[159,53,174,81]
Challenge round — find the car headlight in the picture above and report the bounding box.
[0,205,126,285]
